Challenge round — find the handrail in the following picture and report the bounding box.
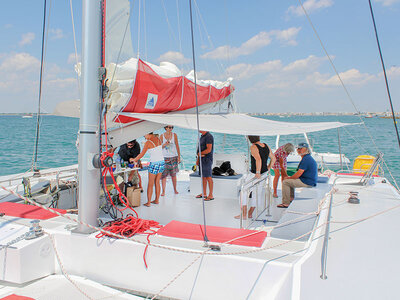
[360,152,383,185]
[320,177,338,279]
[239,171,269,228]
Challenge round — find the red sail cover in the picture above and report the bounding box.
[116,59,234,123]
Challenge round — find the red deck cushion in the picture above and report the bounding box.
[157,220,267,247]
[0,202,66,220]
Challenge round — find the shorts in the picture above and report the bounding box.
[148,161,165,175]
[199,157,212,178]
[161,156,179,179]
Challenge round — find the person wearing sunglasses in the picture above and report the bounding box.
[160,125,181,196]
[277,142,317,208]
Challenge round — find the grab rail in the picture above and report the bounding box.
[239,172,270,228]
[320,177,338,279]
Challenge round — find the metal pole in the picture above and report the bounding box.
[337,128,343,171]
[76,0,102,233]
[320,179,337,279]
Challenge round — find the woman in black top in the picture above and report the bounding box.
[235,136,276,219]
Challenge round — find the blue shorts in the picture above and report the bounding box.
[148,161,165,175]
[199,157,212,178]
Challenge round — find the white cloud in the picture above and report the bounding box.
[320,69,375,86]
[387,66,400,77]
[19,32,35,46]
[270,27,302,46]
[68,53,81,64]
[226,60,282,80]
[201,28,301,60]
[157,51,190,64]
[287,0,333,17]
[283,55,327,72]
[49,28,65,40]
[0,52,39,72]
[375,0,400,6]
[0,52,79,112]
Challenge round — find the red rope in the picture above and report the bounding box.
[95,215,162,268]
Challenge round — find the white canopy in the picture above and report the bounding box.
[119,112,358,136]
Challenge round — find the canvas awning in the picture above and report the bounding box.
[119,112,358,136]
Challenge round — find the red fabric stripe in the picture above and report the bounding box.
[116,59,234,123]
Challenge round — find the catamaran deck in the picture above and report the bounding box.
[0,168,399,299]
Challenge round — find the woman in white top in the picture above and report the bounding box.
[160,125,181,195]
[133,132,165,207]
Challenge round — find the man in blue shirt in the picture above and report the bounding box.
[277,142,318,208]
[196,131,214,201]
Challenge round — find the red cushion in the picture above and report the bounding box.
[0,202,66,220]
[157,220,267,247]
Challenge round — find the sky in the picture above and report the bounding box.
[0,0,399,113]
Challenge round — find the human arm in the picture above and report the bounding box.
[132,141,149,163]
[267,145,276,170]
[280,158,288,178]
[250,144,262,178]
[174,133,181,163]
[284,169,304,180]
[201,143,213,157]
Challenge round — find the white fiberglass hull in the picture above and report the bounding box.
[0,169,399,299]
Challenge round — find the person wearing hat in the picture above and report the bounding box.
[277,142,317,208]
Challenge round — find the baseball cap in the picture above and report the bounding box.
[297,142,309,149]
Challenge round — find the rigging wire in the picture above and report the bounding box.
[32,0,49,172]
[143,0,148,61]
[297,0,399,190]
[137,0,141,58]
[69,0,81,94]
[367,0,400,149]
[189,0,209,243]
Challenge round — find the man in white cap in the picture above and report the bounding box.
[277,142,318,208]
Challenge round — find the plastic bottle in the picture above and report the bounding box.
[115,154,121,172]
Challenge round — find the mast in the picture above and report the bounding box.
[76,0,103,232]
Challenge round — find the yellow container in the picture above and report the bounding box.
[352,155,378,174]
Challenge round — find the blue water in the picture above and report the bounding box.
[1,115,399,185]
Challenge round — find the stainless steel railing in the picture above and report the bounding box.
[320,177,338,279]
[239,172,271,229]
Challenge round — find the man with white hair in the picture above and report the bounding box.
[277,142,318,208]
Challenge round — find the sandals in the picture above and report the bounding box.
[204,197,214,201]
[277,203,289,208]
[196,194,205,198]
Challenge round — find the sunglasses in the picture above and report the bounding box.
[166,126,174,129]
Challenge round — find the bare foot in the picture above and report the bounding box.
[234,215,247,219]
[174,190,179,194]
[151,200,159,204]
[161,193,165,196]
[273,193,278,198]
[248,215,253,219]
[143,202,151,207]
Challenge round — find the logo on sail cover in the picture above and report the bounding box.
[145,93,158,109]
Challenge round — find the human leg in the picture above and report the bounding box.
[206,177,213,199]
[161,177,167,196]
[171,175,178,194]
[145,172,155,206]
[281,179,309,206]
[273,169,280,197]
[202,177,208,197]
[153,173,162,204]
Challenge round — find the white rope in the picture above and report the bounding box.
[46,232,94,300]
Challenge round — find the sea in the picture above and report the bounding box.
[1,115,399,185]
